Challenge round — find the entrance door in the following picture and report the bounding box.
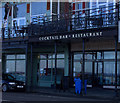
[38,54,55,87]
[37,54,65,87]
[93,61,103,87]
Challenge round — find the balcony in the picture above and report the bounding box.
[1,4,119,41]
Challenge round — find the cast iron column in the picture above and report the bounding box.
[54,41,57,88]
[115,37,118,97]
[25,44,28,92]
[30,43,33,91]
[81,38,85,95]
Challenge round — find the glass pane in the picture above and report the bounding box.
[56,68,64,82]
[48,54,55,59]
[78,3,82,10]
[85,62,92,73]
[97,52,103,59]
[31,2,47,16]
[39,60,50,82]
[117,62,120,85]
[73,62,82,77]
[104,52,115,59]
[118,52,120,59]
[85,62,92,85]
[2,3,5,20]
[10,72,25,82]
[98,2,106,4]
[13,3,18,18]
[57,54,64,58]
[17,3,26,17]
[85,54,92,59]
[57,60,64,68]
[104,62,115,75]
[6,55,15,59]
[16,60,25,72]
[7,75,14,80]
[92,2,97,8]
[48,60,55,68]
[0,8,2,21]
[74,54,82,60]
[16,55,25,59]
[40,55,47,59]
[40,60,46,70]
[108,3,114,13]
[6,61,15,73]
[104,62,115,85]
[19,19,26,26]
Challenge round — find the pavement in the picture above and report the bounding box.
[1,87,120,102]
[2,92,111,102]
[31,87,120,101]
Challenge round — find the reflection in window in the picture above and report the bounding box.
[38,53,64,86]
[40,55,47,59]
[17,3,26,18]
[6,61,15,73]
[16,55,25,59]
[57,60,64,68]
[13,3,18,18]
[104,62,115,85]
[104,52,115,59]
[19,19,26,26]
[57,54,64,58]
[74,54,82,60]
[6,54,26,81]
[8,75,14,80]
[73,62,82,77]
[85,54,92,60]
[97,52,103,59]
[7,55,15,59]
[85,62,92,73]
[31,2,47,16]
[16,60,26,72]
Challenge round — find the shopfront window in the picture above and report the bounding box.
[104,62,115,85]
[73,51,120,87]
[6,54,26,82]
[104,61,120,85]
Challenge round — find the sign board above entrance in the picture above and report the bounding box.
[29,27,117,42]
[39,32,103,41]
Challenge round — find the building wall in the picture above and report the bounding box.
[71,39,120,51]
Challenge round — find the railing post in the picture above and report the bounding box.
[2,28,5,40]
[8,28,10,39]
[43,16,46,34]
[85,11,87,29]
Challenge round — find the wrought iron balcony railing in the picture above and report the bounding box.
[1,3,119,40]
